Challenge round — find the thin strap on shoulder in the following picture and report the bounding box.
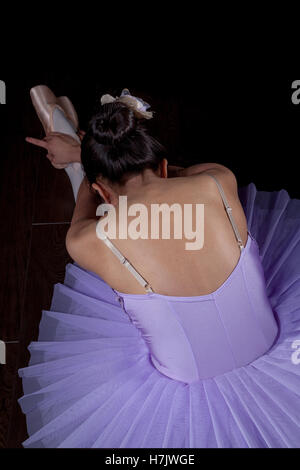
[206,173,245,251]
[96,227,154,293]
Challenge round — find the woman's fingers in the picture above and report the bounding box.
[25,137,49,149]
[25,136,56,166]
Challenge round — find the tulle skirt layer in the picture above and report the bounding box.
[18,183,300,448]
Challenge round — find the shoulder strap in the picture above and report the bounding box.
[206,173,245,251]
[97,173,243,293]
[96,226,154,293]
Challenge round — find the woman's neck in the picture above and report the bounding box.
[116,169,164,197]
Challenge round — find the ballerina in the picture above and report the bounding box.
[19,87,300,448]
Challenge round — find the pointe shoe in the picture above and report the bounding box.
[30,85,80,169]
[56,95,79,130]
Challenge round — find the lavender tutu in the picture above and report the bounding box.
[17,183,300,448]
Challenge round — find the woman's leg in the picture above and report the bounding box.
[64,164,85,203]
[52,107,85,202]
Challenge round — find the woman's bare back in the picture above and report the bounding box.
[67,169,248,297]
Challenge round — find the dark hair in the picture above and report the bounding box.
[81,101,166,186]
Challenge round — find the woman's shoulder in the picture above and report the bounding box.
[65,218,101,265]
[178,164,238,200]
[192,164,236,183]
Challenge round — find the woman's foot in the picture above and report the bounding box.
[30,85,81,168]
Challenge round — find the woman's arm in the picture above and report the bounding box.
[170,162,232,177]
[65,176,102,256]
[26,131,99,228]
[67,176,101,233]
[26,130,101,254]
[26,133,82,166]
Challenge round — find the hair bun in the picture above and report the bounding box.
[81,100,166,185]
[92,102,137,146]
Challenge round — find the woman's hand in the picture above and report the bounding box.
[25,132,82,167]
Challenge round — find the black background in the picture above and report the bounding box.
[0,75,299,197]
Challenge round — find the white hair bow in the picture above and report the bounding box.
[100,88,153,120]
